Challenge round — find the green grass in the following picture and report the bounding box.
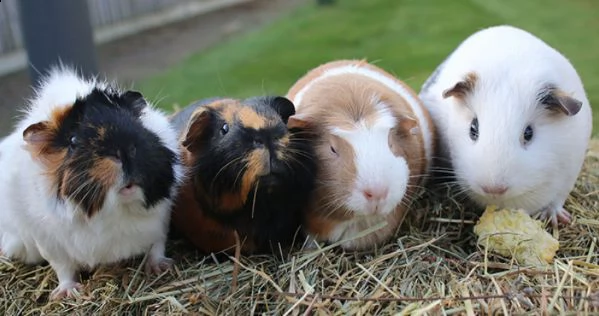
[140,0,599,134]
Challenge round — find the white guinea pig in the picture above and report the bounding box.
[0,66,184,300]
[287,59,434,250]
[419,25,593,225]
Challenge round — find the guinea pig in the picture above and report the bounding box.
[418,25,593,225]
[169,96,317,254]
[0,66,184,300]
[286,59,435,251]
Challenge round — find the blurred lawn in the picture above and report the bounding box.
[140,0,599,134]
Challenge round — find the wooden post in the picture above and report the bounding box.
[18,0,98,86]
[317,0,335,5]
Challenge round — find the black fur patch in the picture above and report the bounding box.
[54,87,177,214]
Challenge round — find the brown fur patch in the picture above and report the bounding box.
[304,133,357,222]
[237,107,267,130]
[170,182,251,254]
[442,72,478,100]
[240,149,266,205]
[59,168,73,197]
[212,98,241,125]
[218,192,246,212]
[88,157,119,190]
[304,209,341,239]
[181,99,241,150]
[287,116,312,130]
[23,105,72,163]
[182,107,212,151]
[23,105,74,196]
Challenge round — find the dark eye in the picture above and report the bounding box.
[69,136,78,147]
[469,118,479,141]
[330,145,337,155]
[522,125,534,144]
[220,123,229,135]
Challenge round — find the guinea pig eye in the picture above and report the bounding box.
[469,118,479,141]
[330,145,338,156]
[522,125,534,144]
[220,123,229,135]
[69,136,78,147]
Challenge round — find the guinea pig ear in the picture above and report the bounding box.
[269,96,296,124]
[182,107,214,152]
[287,114,313,131]
[442,72,478,100]
[122,90,147,117]
[538,86,583,116]
[397,114,419,136]
[23,121,54,146]
[22,121,65,165]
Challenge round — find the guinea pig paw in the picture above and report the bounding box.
[145,256,174,275]
[50,281,83,300]
[554,208,572,225]
[541,206,572,226]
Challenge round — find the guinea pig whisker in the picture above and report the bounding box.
[427,167,457,174]
[452,186,473,200]
[79,180,103,203]
[406,184,429,192]
[281,154,314,175]
[67,178,100,211]
[232,164,249,190]
[318,196,346,218]
[427,175,459,180]
[430,155,454,163]
[251,179,260,219]
[283,148,315,160]
[408,173,429,179]
[399,197,416,210]
[65,176,95,199]
[209,156,244,192]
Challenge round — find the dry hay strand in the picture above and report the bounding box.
[1,140,599,315]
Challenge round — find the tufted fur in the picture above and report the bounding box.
[0,66,184,300]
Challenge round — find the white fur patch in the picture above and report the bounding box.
[334,114,410,216]
[291,63,433,169]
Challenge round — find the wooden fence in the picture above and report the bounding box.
[0,0,212,56]
[0,0,250,75]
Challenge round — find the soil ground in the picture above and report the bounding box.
[0,0,305,137]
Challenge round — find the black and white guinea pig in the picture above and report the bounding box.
[0,66,184,300]
[419,25,593,225]
[169,96,317,254]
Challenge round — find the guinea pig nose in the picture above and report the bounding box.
[363,186,389,201]
[481,185,508,195]
[253,137,264,146]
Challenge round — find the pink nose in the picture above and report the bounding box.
[481,185,508,195]
[363,187,389,201]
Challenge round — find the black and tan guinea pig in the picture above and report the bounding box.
[168,96,318,254]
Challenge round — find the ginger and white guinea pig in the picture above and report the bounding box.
[0,66,184,300]
[169,96,317,254]
[418,25,593,225]
[287,59,434,251]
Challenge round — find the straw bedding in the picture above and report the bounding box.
[1,140,598,315]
